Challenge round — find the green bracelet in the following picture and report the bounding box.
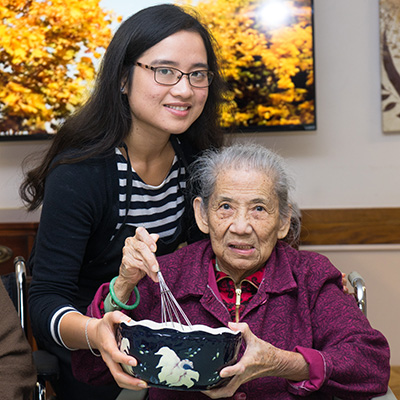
[109,276,140,310]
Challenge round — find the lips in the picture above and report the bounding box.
[229,244,254,250]
[165,104,190,111]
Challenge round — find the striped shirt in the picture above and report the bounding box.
[50,149,186,350]
[50,148,187,348]
[115,147,186,241]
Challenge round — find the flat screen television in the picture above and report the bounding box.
[0,0,316,140]
[192,0,316,133]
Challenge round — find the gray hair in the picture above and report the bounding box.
[189,143,301,245]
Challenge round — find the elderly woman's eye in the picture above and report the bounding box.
[255,205,265,212]
[221,203,230,210]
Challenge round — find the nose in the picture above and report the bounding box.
[229,210,252,235]
[170,75,194,97]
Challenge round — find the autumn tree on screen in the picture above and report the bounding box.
[182,0,314,129]
[0,0,116,136]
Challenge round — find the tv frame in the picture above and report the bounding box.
[0,0,316,141]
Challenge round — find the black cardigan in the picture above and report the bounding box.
[28,136,201,348]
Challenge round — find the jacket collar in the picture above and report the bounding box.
[259,241,299,294]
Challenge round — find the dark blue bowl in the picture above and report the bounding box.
[117,320,242,391]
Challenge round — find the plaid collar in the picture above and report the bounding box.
[213,258,264,321]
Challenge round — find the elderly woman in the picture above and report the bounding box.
[72,144,390,400]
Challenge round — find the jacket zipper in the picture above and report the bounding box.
[235,287,242,322]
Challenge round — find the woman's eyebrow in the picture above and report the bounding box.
[250,197,272,204]
[150,59,209,69]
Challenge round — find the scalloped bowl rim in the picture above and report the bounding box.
[121,319,241,336]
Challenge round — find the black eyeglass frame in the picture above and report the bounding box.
[134,62,214,88]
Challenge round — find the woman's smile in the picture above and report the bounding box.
[164,103,192,116]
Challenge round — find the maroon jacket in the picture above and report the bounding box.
[72,240,390,399]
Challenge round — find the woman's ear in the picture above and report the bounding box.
[193,197,209,234]
[120,74,129,94]
[277,209,292,240]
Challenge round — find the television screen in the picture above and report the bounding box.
[191,0,316,133]
[0,0,315,140]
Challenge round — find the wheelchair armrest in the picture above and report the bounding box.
[348,270,367,317]
[33,350,60,380]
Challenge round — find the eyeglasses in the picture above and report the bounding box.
[135,62,214,88]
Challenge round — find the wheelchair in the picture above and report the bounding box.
[12,255,59,400]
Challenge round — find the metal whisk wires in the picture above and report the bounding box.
[158,270,192,329]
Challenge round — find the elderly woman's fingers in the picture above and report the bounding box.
[202,323,253,398]
[205,321,292,399]
[202,376,242,399]
[134,227,158,251]
[342,272,349,294]
[218,322,253,378]
[121,228,160,282]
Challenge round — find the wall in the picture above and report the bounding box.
[301,244,400,365]
[0,0,399,361]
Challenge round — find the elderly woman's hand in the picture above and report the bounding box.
[121,226,160,282]
[341,272,349,294]
[87,311,148,391]
[203,322,310,399]
[113,227,160,303]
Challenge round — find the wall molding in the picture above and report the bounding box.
[1,208,399,255]
[299,208,400,245]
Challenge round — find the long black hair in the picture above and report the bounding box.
[20,4,226,210]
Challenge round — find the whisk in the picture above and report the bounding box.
[158,270,193,330]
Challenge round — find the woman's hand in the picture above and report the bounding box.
[341,272,349,294]
[114,227,160,302]
[88,312,148,391]
[203,322,309,399]
[121,226,160,282]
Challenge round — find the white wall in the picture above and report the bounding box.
[3,1,400,208]
[0,0,399,362]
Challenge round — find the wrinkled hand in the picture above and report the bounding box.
[120,226,160,284]
[113,227,160,302]
[89,311,148,391]
[203,322,279,399]
[203,322,309,399]
[342,272,349,294]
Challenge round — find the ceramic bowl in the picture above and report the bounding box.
[117,319,242,391]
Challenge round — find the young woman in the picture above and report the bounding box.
[20,5,226,399]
